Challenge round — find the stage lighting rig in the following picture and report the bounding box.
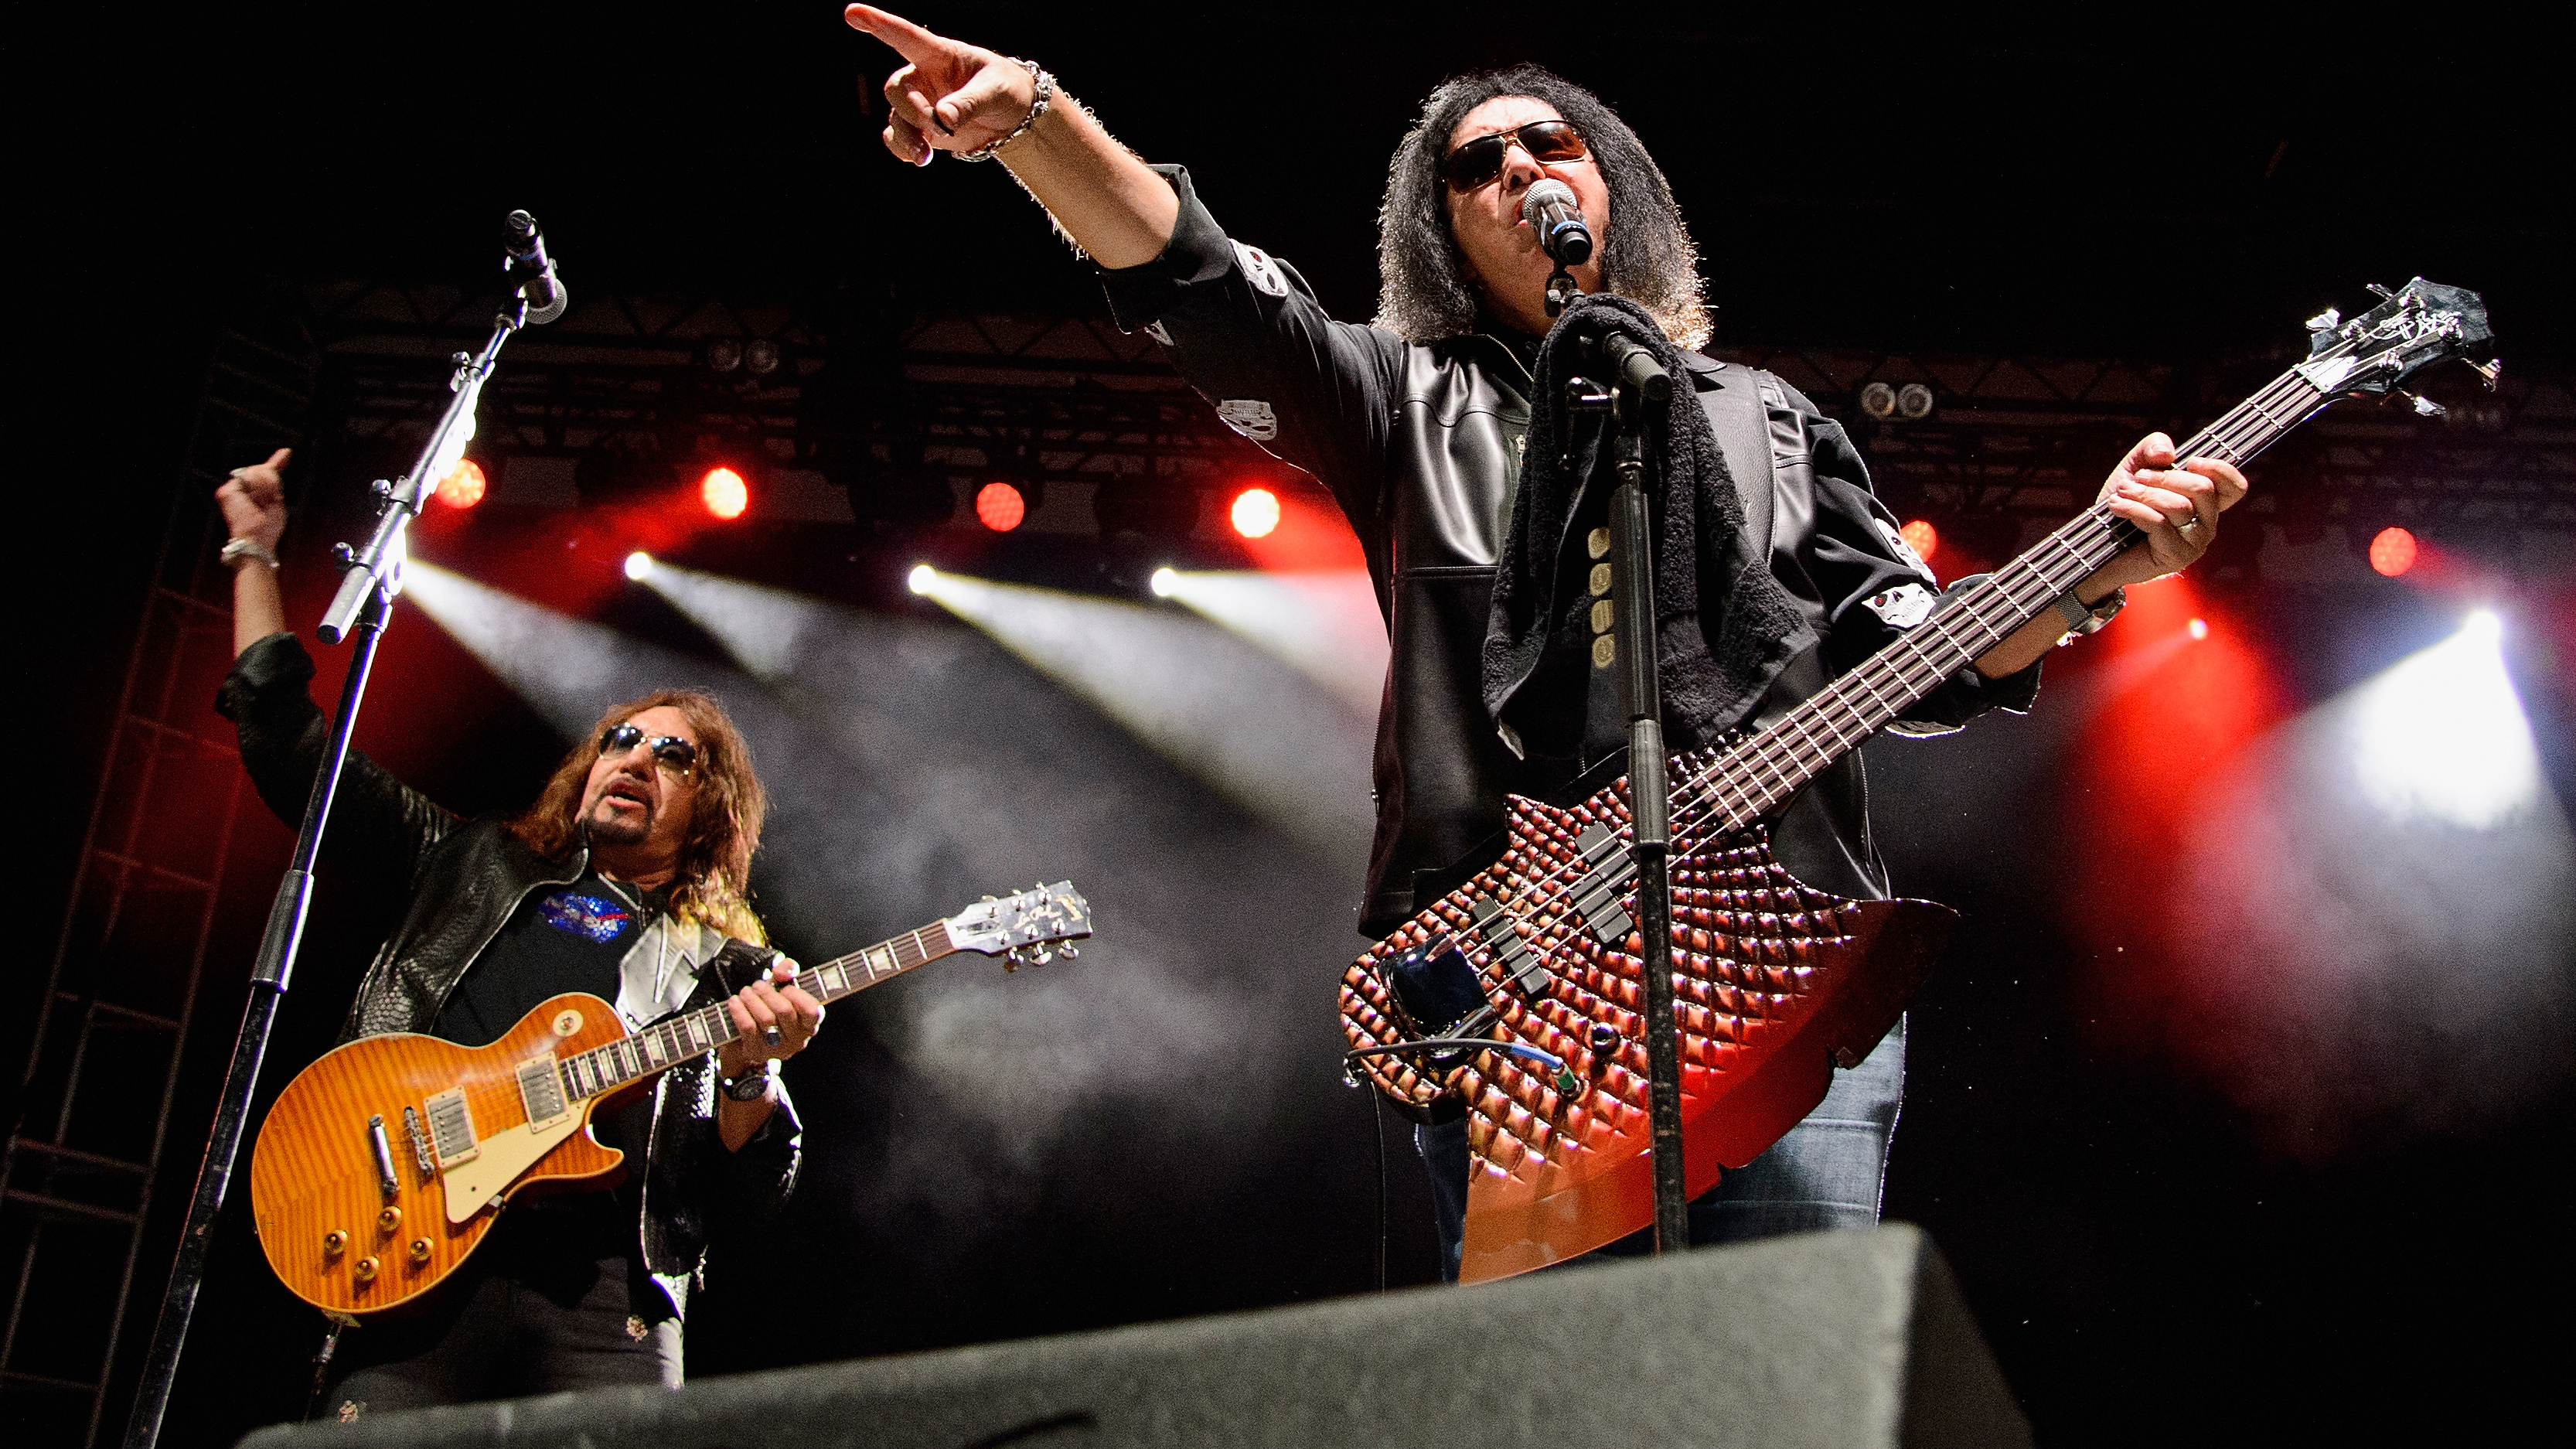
[745,338,783,379]
[976,482,1027,532]
[1229,487,1281,539]
[1093,479,1199,544]
[704,337,745,375]
[2369,526,2420,578]
[435,458,487,510]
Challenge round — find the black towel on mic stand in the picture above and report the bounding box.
[1480,294,1807,762]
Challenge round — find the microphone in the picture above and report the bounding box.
[503,210,570,325]
[1520,179,1593,267]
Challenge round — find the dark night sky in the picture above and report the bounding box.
[22,5,2573,1446]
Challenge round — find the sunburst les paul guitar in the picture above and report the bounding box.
[251,881,1091,1316]
[1338,278,2499,1282]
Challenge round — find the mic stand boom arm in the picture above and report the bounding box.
[121,290,532,1449]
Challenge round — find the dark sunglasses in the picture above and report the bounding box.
[599,723,698,776]
[1440,118,1591,192]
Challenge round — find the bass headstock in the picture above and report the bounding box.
[2296,278,2500,413]
[945,881,1093,970]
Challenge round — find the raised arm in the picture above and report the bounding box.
[216,447,291,655]
[847,5,1177,268]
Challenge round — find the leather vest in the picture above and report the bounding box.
[1362,339,1792,934]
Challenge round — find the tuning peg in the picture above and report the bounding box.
[2305,307,2342,333]
[2466,357,2503,390]
[1060,946,1078,959]
[2366,283,2397,300]
[2404,392,2446,418]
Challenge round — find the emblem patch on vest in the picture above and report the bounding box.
[1232,241,1289,298]
[1863,582,1937,629]
[1217,399,1279,441]
[539,892,632,945]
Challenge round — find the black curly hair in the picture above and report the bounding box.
[1375,66,1709,350]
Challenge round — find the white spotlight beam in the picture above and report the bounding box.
[917,571,1375,853]
[2352,609,2544,829]
[1153,569,1389,719]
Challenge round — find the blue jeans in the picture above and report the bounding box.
[1416,1016,1906,1280]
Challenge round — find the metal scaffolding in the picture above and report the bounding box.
[3,315,315,1447]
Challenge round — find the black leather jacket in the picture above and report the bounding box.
[216,632,798,1312]
[1102,169,2039,935]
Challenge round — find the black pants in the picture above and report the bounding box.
[322,1243,680,1420]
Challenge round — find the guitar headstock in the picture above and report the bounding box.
[945,881,1094,970]
[2296,278,2499,411]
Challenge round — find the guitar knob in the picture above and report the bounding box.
[1589,1024,1620,1052]
[353,1256,380,1284]
[408,1238,432,1266]
[322,1230,348,1256]
[377,1206,401,1235]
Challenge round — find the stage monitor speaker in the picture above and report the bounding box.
[240,1223,2028,1448]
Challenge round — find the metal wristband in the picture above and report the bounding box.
[956,60,1052,162]
[220,537,279,571]
[721,1062,775,1102]
[2051,585,2125,638]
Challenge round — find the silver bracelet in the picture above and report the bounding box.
[956,60,1053,162]
[220,537,279,571]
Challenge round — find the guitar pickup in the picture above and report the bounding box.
[421,1088,479,1168]
[516,1053,571,1130]
[1468,894,1549,995]
[1571,823,1637,946]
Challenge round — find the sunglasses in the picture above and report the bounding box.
[1440,118,1591,193]
[598,723,698,776]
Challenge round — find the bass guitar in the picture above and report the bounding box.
[1339,278,2497,1281]
[251,881,1091,1316]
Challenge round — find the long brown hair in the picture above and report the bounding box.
[509,690,769,945]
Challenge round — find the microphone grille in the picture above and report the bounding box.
[1521,179,1576,223]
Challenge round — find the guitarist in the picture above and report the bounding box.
[843,9,2247,1277]
[213,451,827,1415]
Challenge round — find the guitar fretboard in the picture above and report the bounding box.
[1627,340,2353,859]
[557,921,956,1101]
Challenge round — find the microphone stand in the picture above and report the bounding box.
[1564,319,1692,1254]
[121,254,545,1449]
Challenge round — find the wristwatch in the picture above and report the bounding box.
[2051,585,2125,638]
[721,1063,774,1102]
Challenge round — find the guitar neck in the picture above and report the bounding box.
[557,920,959,1102]
[1686,360,2339,833]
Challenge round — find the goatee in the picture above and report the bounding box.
[585,800,650,847]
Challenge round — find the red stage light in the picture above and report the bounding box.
[1231,487,1281,539]
[435,459,486,510]
[1900,519,1937,561]
[975,482,1026,532]
[2369,526,2418,578]
[700,466,748,520]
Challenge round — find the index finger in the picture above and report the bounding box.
[2118,431,2176,477]
[845,5,946,63]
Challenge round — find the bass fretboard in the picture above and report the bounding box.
[1631,339,2360,857]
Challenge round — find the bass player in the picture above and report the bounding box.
[214,449,826,1414]
[841,5,2248,1277]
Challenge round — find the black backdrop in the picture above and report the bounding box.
[24,5,2574,1445]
